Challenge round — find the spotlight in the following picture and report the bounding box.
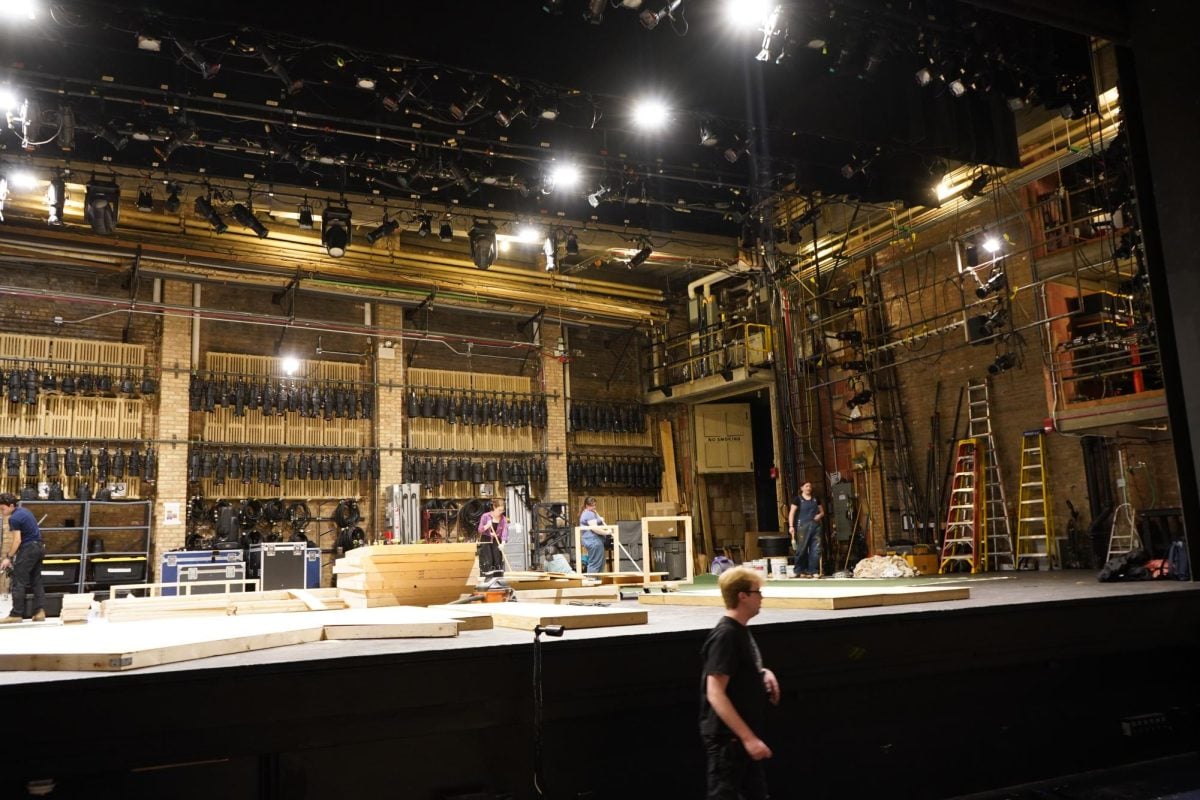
[0,174,7,222]
[632,98,670,130]
[414,212,432,237]
[915,65,933,86]
[297,201,314,230]
[1,1,37,20]
[46,176,66,226]
[281,356,301,376]
[495,99,528,128]
[699,123,719,147]
[640,0,682,30]
[194,195,227,233]
[136,186,154,212]
[95,122,128,152]
[586,185,610,208]
[173,37,221,79]
[136,33,162,52]
[982,236,1002,254]
[980,307,1006,337]
[164,183,181,214]
[261,47,303,95]
[841,360,868,372]
[835,330,862,345]
[543,0,565,13]
[468,220,498,270]
[366,215,398,245]
[724,137,748,164]
[231,203,269,238]
[549,163,582,190]
[975,271,1007,299]
[846,390,873,409]
[989,353,1016,375]
[543,236,557,272]
[725,0,774,28]
[517,224,542,244]
[438,216,453,242]
[962,171,990,200]
[832,295,864,309]
[948,77,967,97]
[83,180,121,234]
[538,98,559,120]
[449,86,487,122]
[565,229,579,256]
[583,0,606,23]
[321,205,352,257]
[719,367,735,382]
[628,241,653,268]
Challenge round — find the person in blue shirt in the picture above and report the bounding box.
[788,480,825,578]
[579,496,607,574]
[1,492,46,623]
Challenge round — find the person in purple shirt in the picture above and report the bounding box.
[476,498,508,576]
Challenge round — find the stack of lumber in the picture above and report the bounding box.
[333,543,478,607]
[101,588,347,622]
[60,593,94,624]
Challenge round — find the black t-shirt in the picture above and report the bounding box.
[791,494,820,526]
[699,616,767,739]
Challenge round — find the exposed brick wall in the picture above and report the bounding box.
[541,322,568,502]
[150,280,195,571]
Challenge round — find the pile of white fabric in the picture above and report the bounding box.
[852,554,919,578]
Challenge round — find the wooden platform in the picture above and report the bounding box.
[636,583,970,610]
[428,601,648,631]
[333,543,478,606]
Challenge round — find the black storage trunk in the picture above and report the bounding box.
[41,558,81,586]
[89,556,147,585]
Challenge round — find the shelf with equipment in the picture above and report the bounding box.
[18,500,86,594]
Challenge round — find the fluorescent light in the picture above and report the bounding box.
[632,97,670,130]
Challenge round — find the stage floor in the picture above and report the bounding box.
[1,570,1194,686]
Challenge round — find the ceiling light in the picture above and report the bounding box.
[82,180,120,234]
[164,183,181,214]
[321,205,352,257]
[297,200,313,230]
[583,0,606,24]
[549,163,581,190]
[230,203,269,238]
[628,241,653,268]
[438,216,453,242]
[194,195,227,233]
[366,215,398,245]
[565,230,579,256]
[136,186,154,212]
[632,98,670,130]
[45,176,65,226]
[468,220,498,270]
[136,33,162,52]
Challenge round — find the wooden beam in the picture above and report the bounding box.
[659,419,679,504]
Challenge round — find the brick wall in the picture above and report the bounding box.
[150,280,195,570]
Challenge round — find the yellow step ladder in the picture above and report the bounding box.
[939,438,985,574]
[1015,431,1056,569]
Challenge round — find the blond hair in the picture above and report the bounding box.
[717,566,762,609]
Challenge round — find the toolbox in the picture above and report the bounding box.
[89,556,148,585]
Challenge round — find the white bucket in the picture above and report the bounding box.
[749,559,768,576]
[769,557,789,580]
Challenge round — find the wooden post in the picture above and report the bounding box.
[658,419,679,504]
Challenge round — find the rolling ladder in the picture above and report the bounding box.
[939,438,985,573]
[1015,431,1056,569]
[965,378,1015,571]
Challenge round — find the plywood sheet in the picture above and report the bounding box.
[637,584,969,610]
[429,602,648,631]
[315,607,461,640]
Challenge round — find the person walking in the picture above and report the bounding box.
[578,497,607,574]
[788,480,825,577]
[699,565,781,799]
[1,492,46,623]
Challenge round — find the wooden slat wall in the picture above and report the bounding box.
[406,368,538,454]
[0,396,144,440]
[206,353,361,382]
[570,429,654,448]
[0,334,144,369]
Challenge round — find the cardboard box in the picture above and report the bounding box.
[645,502,679,517]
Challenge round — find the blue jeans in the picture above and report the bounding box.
[582,531,606,573]
[793,521,821,575]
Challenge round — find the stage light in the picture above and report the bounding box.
[164,183,181,214]
[495,99,527,128]
[449,86,487,122]
[415,212,432,238]
[136,187,154,212]
[366,215,398,245]
[231,203,269,238]
[835,330,862,345]
[136,33,162,52]
[586,185,611,208]
[583,0,606,24]
[517,224,542,244]
[565,229,579,256]
[0,1,37,21]
[439,216,453,242]
[841,360,868,372]
[982,236,1002,254]
[962,171,990,200]
[46,176,65,226]
[640,0,682,30]
[632,98,669,130]
[628,241,653,268]
[8,170,36,190]
[699,123,719,147]
[0,87,19,113]
[847,390,873,409]
[84,180,120,234]
[549,163,582,190]
[915,65,933,86]
[543,0,565,14]
[174,37,220,79]
[468,220,498,270]
[0,175,7,222]
[194,195,227,233]
[281,356,301,376]
[543,236,557,271]
[297,200,314,230]
[726,0,774,28]
[538,98,559,120]
[989,353,1015,375]
[975,271,1007,299]
[321,205,352,257]
[261,47,303,95]
[95,122,128,152]
[832,296,864,309]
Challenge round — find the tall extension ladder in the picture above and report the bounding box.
[939,438,986,573]
[1106,449,1142,562]
[1015,431,1055,569]
[966,378,1015,571]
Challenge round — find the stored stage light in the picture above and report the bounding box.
[46,176,65,227]
[164,183,181,214]
[321,205,352,257]
[469,220,498,270]
[297,200,314,230]
[194,195,227,234]
[632,98,669,130]
[438,216,453,242]
[628,242,653,268]
[231,203,269,238]
[583,0,606,24]
[975,271,1007,299]
[84,180,121,235]
[365,215,398,245]
[989,353,1015,375]
[136,187,154,213]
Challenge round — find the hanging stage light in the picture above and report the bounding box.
[468,220,498,270]
[46,176,66,226]
[439,215,454,242]
[989,353,1016,375]
[365,215,398,245]
[640,0,682,30]
[543,236,557,272]
[416,212,432,238]
[297,199,314,230]
[628,241,653,268]
[194,194,227,233]
[495,98,528,128]
[975,271,1007,299]
[164,182,181,214]
[565,229,579,256]
[136,186,154,212]
[83,180,121,234]
[231,203,269,238]
[846,389,873,409]
[173,37,220,79]
[583,0,607,24]
[963,171,990,200]
[321,205,352,257]
[835,330,863,345]
[0,174,7,222]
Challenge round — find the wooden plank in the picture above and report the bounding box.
[659,419,679,504]
[315,607,461,640]
[286,589,328,611]
[511,586,622,603]
[429,602,648,631]
[636,585,971,610]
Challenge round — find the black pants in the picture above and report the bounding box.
[478,534,504,575]
[703,736,769,800]
[7,541,46,618]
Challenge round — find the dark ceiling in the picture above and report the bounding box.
[1,0,1093,237]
